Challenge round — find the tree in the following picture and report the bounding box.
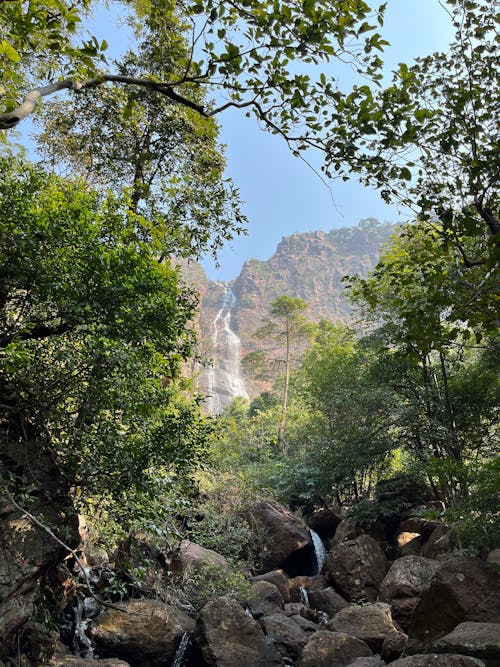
[0,0,387,143]
[34,49,245,259]
[322,1,499,281]
[254,296,312,450]
[0,156,210,517]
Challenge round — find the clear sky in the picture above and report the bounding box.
[202,0,455,281]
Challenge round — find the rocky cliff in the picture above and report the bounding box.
[190,219,395,411]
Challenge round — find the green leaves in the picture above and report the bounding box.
[0,40,21,62]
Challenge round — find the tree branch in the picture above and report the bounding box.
[0,75,209,130]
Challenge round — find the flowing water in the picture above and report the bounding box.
[205,285,248,414]
[310,529,327,573]
[171,632,191,667]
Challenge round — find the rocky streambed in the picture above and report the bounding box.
[3,497,500,667]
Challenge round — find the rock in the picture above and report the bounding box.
[298,630,373,667]
[421,525,456,559]
[325,534,388,602]
[253,570,291,602]
[249,499,317,576]
[170,539,230,576]
[397,532,423,553]
[330,517,365,546]
[259,612,309,661]
[308,509,342,540]
[398,518,443,540]
[246,580,285,619]
[290,614,320,633]
[431,622,500,667]
[380,556,440,602]
[486,550,500,568]
[90,598,194,666]
[382,630,408,661]
[409,556,500,650]
[350,658,386,667]
[85,547,110,567]
[50,657,131,666]
[0,444,79,659]
[327,602,402,653]
[380,553,440,625]
[289,575,328,602]
[389,655,486,667]
[195,596,282,667]
[285,602,321,622]
[308,588,349,617]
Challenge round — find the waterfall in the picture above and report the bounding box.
[310,529,326,572]
[171,632,191,667]
[299,586,310,608]
[204,285,248,414]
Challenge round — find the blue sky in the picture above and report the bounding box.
[203,1,455,281]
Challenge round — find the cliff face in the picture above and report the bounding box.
[191,219,394,410]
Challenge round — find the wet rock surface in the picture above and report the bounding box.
[298,630,373,667]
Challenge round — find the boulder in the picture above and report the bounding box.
[285,602,321,623]
[290,614,320,634]
[253,570,291,602]
[325,534,387,601]
[308,509,342,540]
[327,602,403,653]
[389,655,486,667]
[170,539,230,576]
[246,580,285,619]
[259,612,309,661]
[409,556,500,649]
[421,525,456,559]
[330,517,365,546]
[375,475,433,505]
[381,555,439,625]
[486,550,500,568]
[380,556,440,601]
[90,599,194,666]
[398,518,443,540]
[249,500,317,576]
[397,532,423,553]
[195,596,282,667]
[308,588,349,617]
[289,575,328,602]
[350,658,386,667]
[298,630,373,667]
[382,630,408,661]
[431,622,500,667]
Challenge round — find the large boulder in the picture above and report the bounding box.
[259,612,309,661]
[253,570,291,602]
[194,596,282,667]
[90,599,194,666]
[298,630,373,667]
[330,518,365,546]
[431,622,500,667]
[308,588,349,617]
[327,602,404,653]
[246,580,285,619]
[325,534,387,601]
[170,539,230,576]
[249,500,317,576]
[408,557,500,650]
[381,556,440,601]
[380,555,439,629]
[421,525,457,559]
[389,655,486,667]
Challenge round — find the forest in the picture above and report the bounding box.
[0,0,498,664]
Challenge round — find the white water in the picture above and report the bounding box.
[310,529,327,572]
[205,285,248,414]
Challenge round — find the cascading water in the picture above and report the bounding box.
[204,285,248,414]
[310,529,327,573]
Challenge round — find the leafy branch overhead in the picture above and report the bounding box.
[0,0,387,133]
